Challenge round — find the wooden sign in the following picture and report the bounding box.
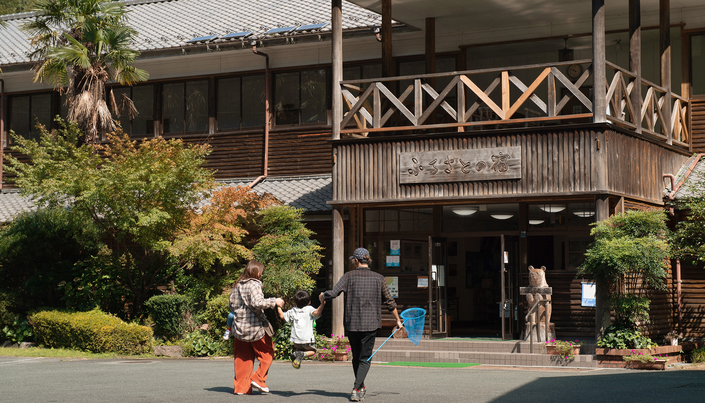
[399,146,521,184]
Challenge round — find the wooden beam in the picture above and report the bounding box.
[593,0,607,123]
[332,205,345,338]
[660,0,672,144]
[382,0,394,78]
[595,194,611,341]
[425,18,436,75]
[332,0,342,141]
[630,0,642,133]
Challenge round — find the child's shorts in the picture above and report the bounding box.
[293,342,317,353]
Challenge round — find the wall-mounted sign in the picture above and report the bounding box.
[417,276,428,288]
[386,255,400,267]
[390,240,400,256]
[385,277,399,298]
[581,282,596,307]
[399,146,521,184]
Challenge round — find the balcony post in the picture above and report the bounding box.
[629,0,642,134]
[331,0,345,338]
[660,0,672,144]
[592,0,607,123]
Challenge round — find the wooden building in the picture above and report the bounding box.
[2,0,705,341]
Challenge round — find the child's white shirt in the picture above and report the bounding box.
[282,305,320,344]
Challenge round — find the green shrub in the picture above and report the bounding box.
[144,294,189,341]
[183,329,228,357]
[30,308,152,354]
[596,325,656,349]
[691,347,705,363]
[201,294,229,339]
[273,321,293,360]
[2,317,33,344]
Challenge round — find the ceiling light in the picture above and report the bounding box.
[490,214,514,220]
[573,211,595,218]
[538,204,566,213]
[452,206,479,216]
[529,219,545,225]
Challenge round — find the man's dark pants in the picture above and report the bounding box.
[347,330,377,390]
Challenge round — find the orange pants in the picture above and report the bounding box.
[233,335,274,394]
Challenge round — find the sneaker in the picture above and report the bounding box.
[350,388,361,402]
[251,381,269,394]
[223,330,230,340]
[292,351,303,369]
[359,386,366,399]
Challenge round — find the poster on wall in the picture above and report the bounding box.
[417,276,428,288]
[385,277,399,298]
[390,240,400,256]
[581,283,596,307]
[386,255,400,267]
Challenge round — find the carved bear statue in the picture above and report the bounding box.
[526,265,552,326]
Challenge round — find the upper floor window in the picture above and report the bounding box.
[162,80,208,134]
[692,33,705,95]
[9,93,52,141]
[112,85,155,137]
[217,75,265,130]
[274,69,327,125]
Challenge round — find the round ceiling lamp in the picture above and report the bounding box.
[538,204,566,213]
[452,206,479,216]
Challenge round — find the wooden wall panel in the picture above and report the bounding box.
[605,131,689,202]
[333,127,688,205]
[179,129,332,179]
[692,99,705,152]
[680,263,705,339]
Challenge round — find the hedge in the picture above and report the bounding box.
[144,294,189,340]
[30,308,153,355]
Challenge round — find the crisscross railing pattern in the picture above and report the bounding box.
[340,60,690,149]
[341,60,593,135]
[605,61,689,145]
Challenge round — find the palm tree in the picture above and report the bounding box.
[22,0,148,144]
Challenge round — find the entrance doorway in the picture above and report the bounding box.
[440,236,519,338]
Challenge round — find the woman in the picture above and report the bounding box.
[229,260,284,395]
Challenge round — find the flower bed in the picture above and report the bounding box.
[596,345,682,368]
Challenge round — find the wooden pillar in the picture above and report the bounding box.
[660,0,672,144]
[331,0,345,338]
[629,0,642,134]
[332,0,342,141]
[382,0,394,77]
[425,18,435,75]
[594,194,611,340]
[592,0,607,123]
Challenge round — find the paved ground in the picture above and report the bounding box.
[1,356,705,402]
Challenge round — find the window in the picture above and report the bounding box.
[343,63,382,89]
[692,34,705,95]
[162,80,208,134]
[112,85,155,137]
[10,93,52,141]
[274,69,327,125]
[217,75,265,130]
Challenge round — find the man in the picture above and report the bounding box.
[321,247,403,402]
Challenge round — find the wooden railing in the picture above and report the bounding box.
[340,60,690,149]
[605,61,689,146]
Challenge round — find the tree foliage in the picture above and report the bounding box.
[253,206,324,303]
[670,160,705,266]
[5,118,214,317]
[22,0,148,143]
[578,210,669,329]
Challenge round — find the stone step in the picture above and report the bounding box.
[369,338,599,368]
[370,349,598,368]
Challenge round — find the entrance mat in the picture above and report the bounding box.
[381,361,480,368]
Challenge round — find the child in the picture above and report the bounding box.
[277,290,325,369]
[223,311,235,340]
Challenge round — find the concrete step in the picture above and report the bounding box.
[370,338,599,368]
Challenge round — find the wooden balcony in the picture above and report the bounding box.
[340,60,690,150]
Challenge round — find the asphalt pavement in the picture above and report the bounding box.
[1,356,704,402]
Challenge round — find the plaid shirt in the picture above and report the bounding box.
[323,266,397,332]
[228,278,276,342]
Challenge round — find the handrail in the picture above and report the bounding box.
[525,299,551,353]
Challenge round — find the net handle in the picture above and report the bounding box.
[366,318,408,362]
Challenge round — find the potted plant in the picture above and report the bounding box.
[330,335,351,361]
[623,350,667,370]
[545,339,582,359]
[664,330,681,347]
